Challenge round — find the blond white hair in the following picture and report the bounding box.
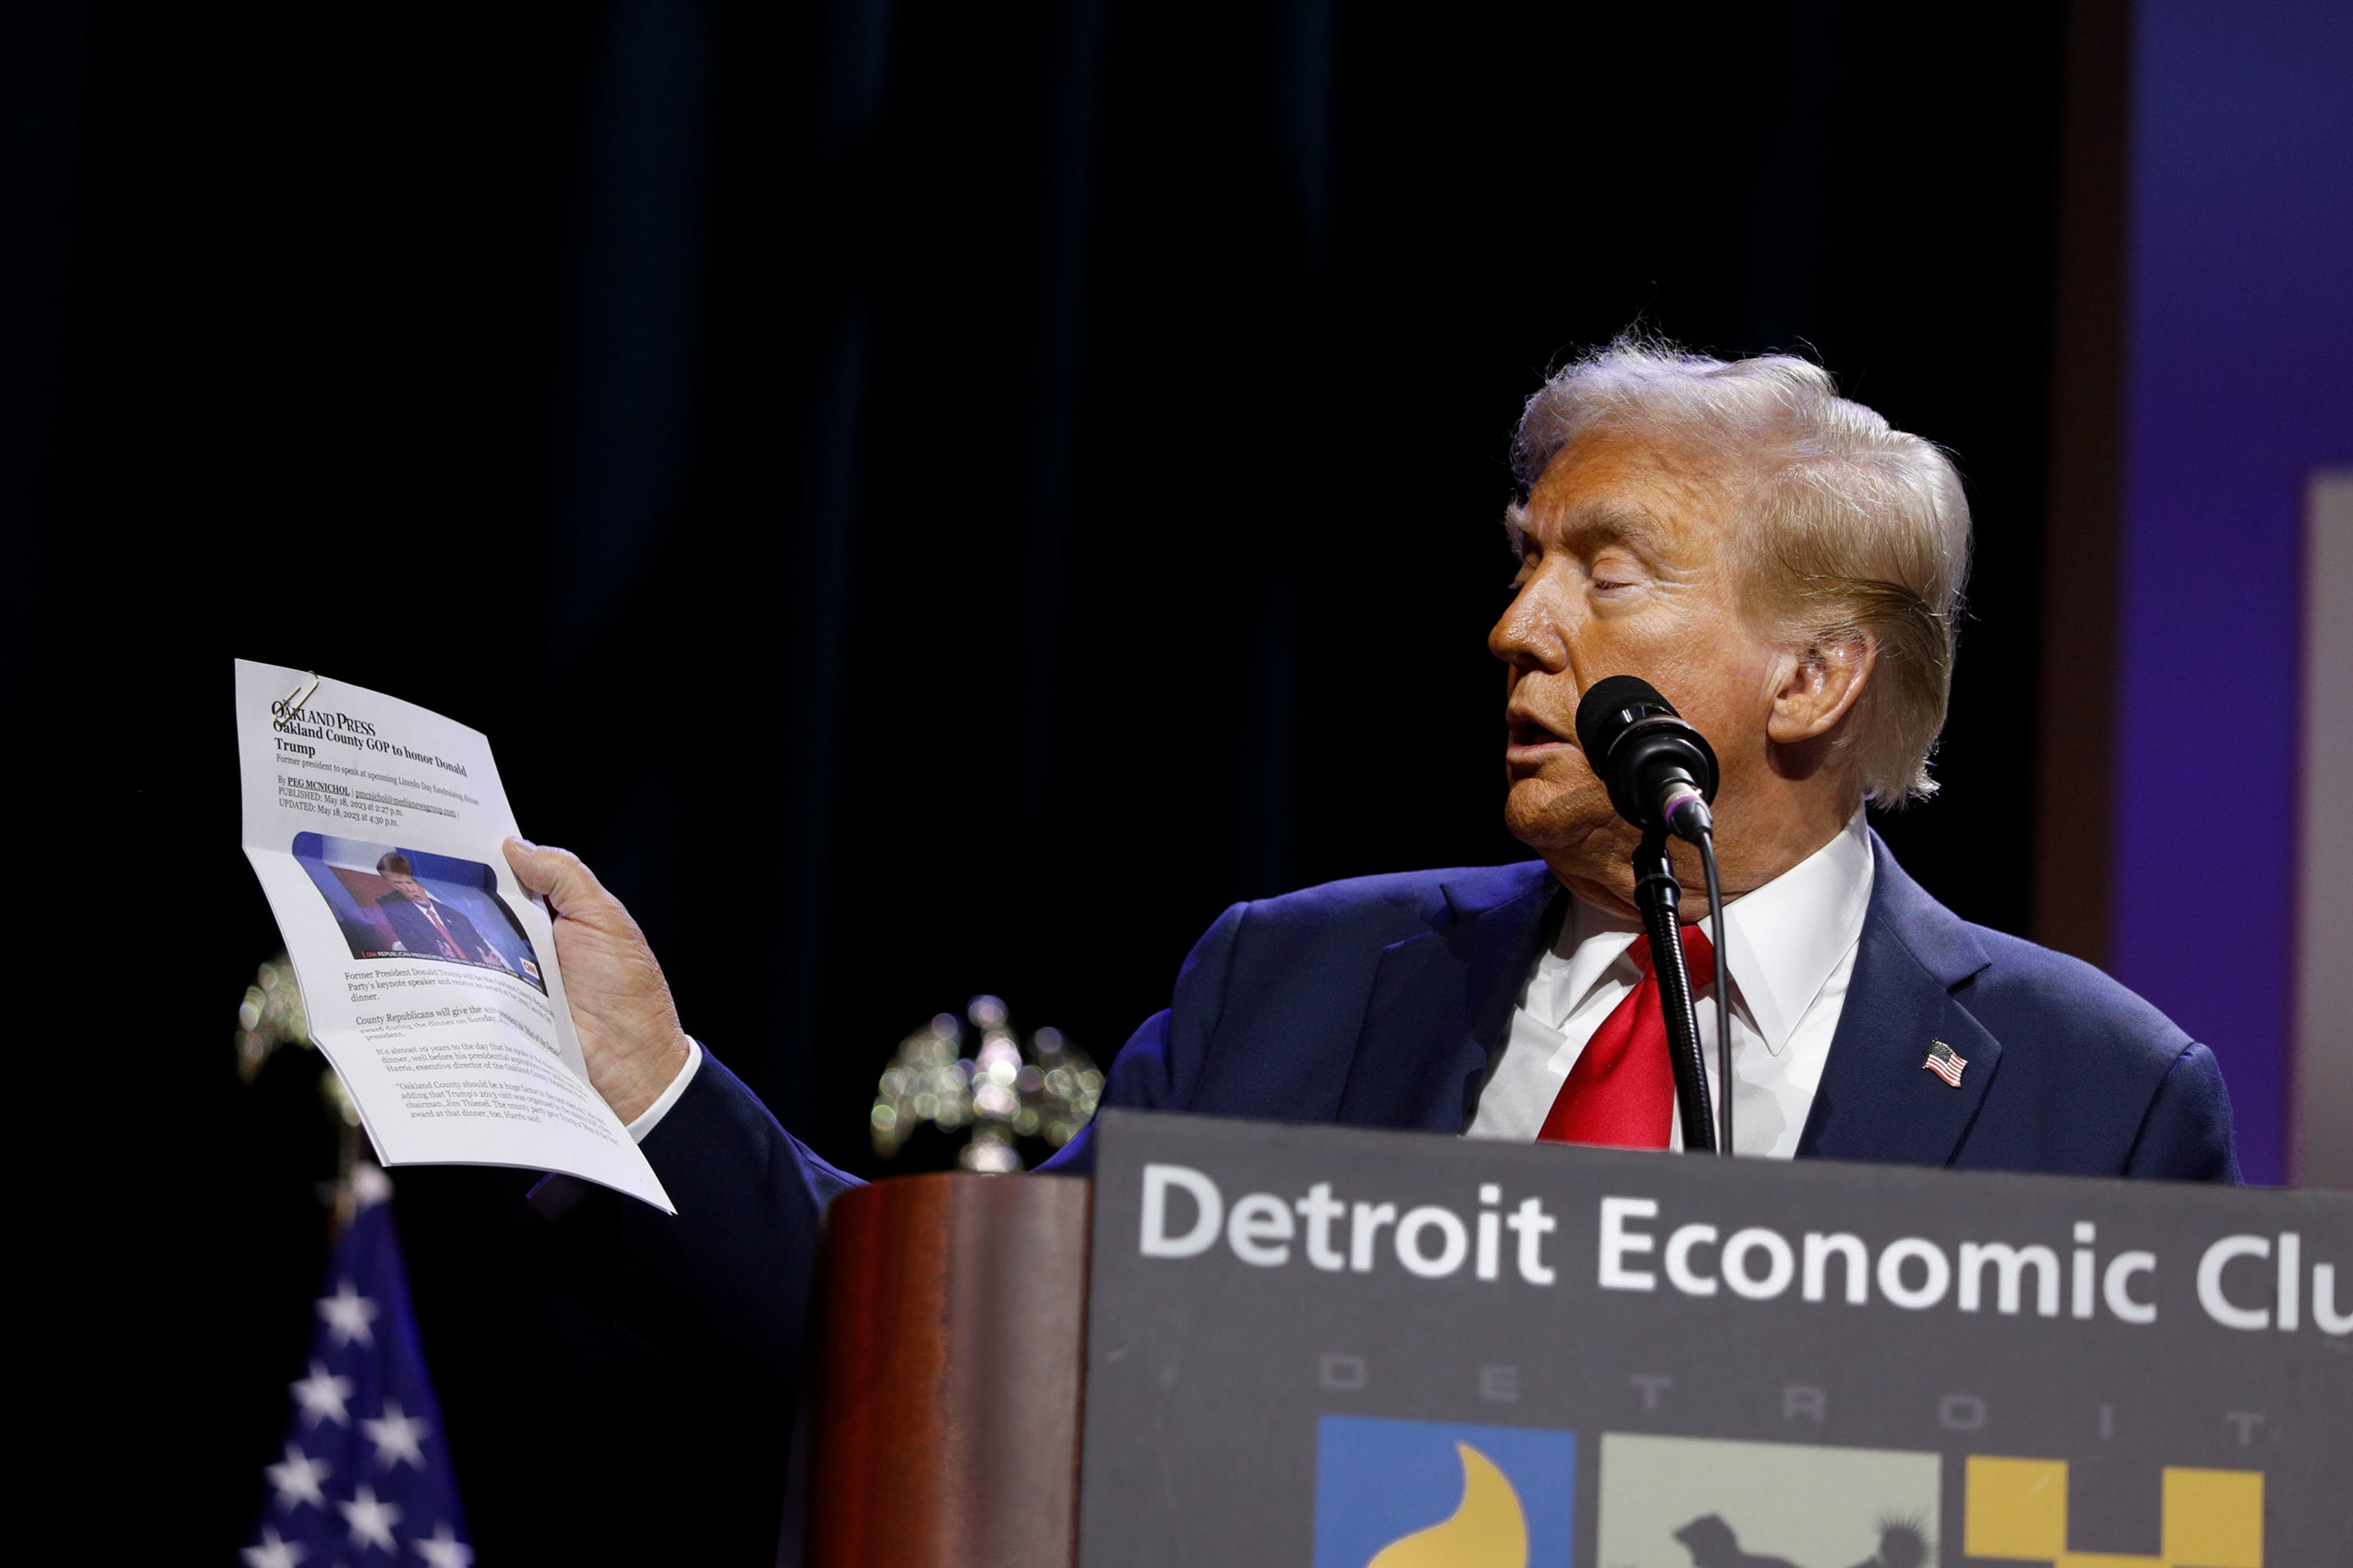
[1510,335,1973,804]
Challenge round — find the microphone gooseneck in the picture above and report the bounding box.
[1628,835,1715,1152]
[1574,675,1735,1157]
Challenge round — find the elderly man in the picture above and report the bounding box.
[510,343,2236,1375]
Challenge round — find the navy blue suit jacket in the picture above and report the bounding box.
[581,834,2236,1397]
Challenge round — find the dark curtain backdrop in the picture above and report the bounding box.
[11,2,2066,1557]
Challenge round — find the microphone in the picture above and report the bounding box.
[1573,675,1719,844]
[1575,674,1737,1157]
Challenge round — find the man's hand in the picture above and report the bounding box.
[504,838,692,1125]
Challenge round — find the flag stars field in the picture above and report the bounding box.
[289,1361,353,1428]
[340,1483,402,1553]
[264,1443,330,1511]
[361,1400,429,1470]
[243,1168,470,1567]
[240,1524,305,1568]
[411,1524,475,1568]
[317,1280,380,1349]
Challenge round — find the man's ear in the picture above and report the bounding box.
[1765,632,1875,745]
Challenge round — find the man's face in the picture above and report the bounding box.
[1488,428,1784,877]
[386,870,429,903]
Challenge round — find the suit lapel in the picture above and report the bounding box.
[1798,834,2000,1166]
[1335,864,1561,1134]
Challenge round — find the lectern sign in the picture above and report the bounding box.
[1077,1111,2350,1566]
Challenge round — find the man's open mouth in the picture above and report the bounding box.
[1509,716,1571,748]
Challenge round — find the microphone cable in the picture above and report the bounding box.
[1697,830,1733,1157]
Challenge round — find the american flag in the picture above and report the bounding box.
[244,1166,472,1568]
[1923,1039,1968,1088]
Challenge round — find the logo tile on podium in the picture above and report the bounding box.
[1964,1455,2263,1567]
[1312,1414,1575,1568]
[1597,1432,1939,1568]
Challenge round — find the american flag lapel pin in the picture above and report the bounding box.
[1923,1038,1968,1088]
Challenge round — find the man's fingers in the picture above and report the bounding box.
[503,838,606,916]
[502,837,554,893]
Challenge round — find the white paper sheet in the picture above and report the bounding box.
[235,659,674,1211]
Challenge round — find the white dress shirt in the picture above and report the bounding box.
[1465,810,1875,1157]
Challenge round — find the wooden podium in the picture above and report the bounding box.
[802,1173,1091,1568]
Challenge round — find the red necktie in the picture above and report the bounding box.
[1536,925,1716,1149]
[422,904,463,960]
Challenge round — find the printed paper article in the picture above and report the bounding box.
[235,659,673,1211]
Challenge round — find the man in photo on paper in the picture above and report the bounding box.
[375,852,511,971]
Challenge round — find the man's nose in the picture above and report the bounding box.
[1488,580,1570,671]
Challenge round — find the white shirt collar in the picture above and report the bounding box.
[1716,809,1874,1055]
[1524,809,1875,1057]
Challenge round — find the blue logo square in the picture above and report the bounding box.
[1313,1414,1576,1567]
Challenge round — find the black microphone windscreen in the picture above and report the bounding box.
[1574,674,1673,760]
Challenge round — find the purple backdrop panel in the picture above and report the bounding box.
[2113,0,2353,1184]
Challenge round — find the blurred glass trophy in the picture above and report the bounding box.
[870,995,1104,1173]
